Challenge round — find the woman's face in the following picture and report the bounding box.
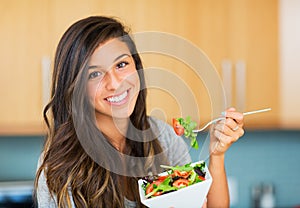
[86,38,140,120]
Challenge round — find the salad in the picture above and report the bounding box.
[172,116,198,149]
[141,162,206,199]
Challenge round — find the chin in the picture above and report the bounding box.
[111,108,135,119]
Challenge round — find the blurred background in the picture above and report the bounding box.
[0,0,299,207]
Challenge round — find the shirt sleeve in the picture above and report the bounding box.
[36,156,76,208]
[149,117,192,166]
[36,156,58,208]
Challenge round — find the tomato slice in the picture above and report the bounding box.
[172,118,184,136]
[145,181,163,196]
[173,170,191,178]
[172,178,189,188]
[157,175,168,181]
[198,175,206,181]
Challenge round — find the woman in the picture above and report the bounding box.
[35,16,244,208]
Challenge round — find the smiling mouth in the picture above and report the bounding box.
[105,90,129,103]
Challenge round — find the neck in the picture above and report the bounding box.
[96,115,129,152]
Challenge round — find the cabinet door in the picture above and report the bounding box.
[194,0,279,129]
[0,0,117,135]
[0,0,50,134]
[228,0,279,129]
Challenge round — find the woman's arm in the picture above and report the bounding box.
[206,108,244,208]
[207,155,229,207]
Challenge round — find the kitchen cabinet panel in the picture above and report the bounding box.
[279,0,300,129]
[0,0,280,134]
[0,0,50,134]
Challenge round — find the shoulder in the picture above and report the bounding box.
[36,165,58,207]
[148,117,191,166]
[36,155,76,208]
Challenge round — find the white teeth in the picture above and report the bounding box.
[106,91,128,103]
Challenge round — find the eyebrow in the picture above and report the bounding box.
[88,53,130,69]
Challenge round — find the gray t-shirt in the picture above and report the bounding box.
[36,117,191,208]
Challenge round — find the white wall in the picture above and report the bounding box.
[279,0,300,128]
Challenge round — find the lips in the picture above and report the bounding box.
[105,90,129,104]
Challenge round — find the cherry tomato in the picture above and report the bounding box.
[198,175,206,181]
[172,118,184,136]
[172,179,189,188]
[145,181,163,196]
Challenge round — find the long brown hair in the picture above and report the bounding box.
[34,16,167,207]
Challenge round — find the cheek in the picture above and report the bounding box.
[86,82,102,104]
[126,70,140,88]
[133,72,140,87]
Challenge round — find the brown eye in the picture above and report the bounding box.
[116,61,129,69]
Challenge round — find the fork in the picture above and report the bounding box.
[192,108,271,133]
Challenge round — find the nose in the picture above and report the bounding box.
[103,69,122,90]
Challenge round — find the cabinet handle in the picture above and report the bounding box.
[235,60,246,112]
[221,59,233,108]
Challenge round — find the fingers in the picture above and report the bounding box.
[224,109,244,125]
[213,124,244,146]
[214,121,244,142]
[216,118,244,134]
[210,108,245,154]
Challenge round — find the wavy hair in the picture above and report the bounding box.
[34,16,167,208]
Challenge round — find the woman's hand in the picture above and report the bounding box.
[209,107,244,156]
[206,107,244,208]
